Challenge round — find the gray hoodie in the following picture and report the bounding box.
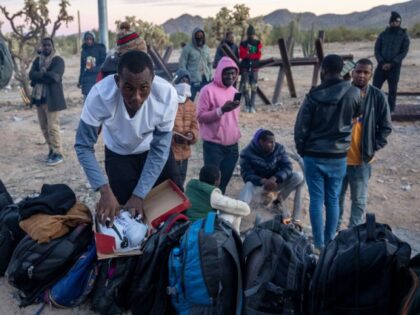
[178,27,212,84]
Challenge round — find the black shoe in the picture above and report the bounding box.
[46,153,63,166]
[44,149,53,162]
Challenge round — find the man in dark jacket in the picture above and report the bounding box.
[338,58,392,228]
[29,37,66,166]
[213,31,239,68]
[78,31,106,100]
[294,54,362,251]
[373,11,410,112]
[239,25,262,113]
[240,129,304,220]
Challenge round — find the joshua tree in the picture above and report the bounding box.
[0,0,73,98]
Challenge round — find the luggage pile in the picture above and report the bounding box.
[1,179,419,315]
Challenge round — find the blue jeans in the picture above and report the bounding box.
[203,141,239,194]
[304,156,347,249]
[338,164,371,228]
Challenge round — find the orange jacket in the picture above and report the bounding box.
[171,99,199,161]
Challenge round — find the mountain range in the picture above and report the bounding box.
[162,0,420,35]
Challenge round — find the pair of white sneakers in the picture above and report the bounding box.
[98,211,148,252]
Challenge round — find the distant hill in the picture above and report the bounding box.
[162,14,204,35]
[162,0,420,34]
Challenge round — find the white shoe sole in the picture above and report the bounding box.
[46,159,63,166]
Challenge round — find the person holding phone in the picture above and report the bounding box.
[197,56,241,193]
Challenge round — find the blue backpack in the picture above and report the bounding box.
[167,212,243,315]
[36,241,97,312]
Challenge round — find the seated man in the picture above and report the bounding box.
[184,165,250,233]
[239,129,304,220]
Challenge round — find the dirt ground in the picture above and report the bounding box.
[0,39,419,314]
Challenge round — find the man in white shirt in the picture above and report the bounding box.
[75,50,179,225]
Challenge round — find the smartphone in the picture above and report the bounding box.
[234,92,242,102]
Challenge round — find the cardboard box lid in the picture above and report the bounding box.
[143,179,190,228]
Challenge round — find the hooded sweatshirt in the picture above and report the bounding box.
[197,56,241,146]
[294,78,362,158]
[178,27,212,84]
[79,31,106,95]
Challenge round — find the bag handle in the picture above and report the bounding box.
[366,213,376,242]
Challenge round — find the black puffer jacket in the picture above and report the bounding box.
[240,141,293,186]
[360,85,392,163]
[294,78,362,158]
[374,27,410,66]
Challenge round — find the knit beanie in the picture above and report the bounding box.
[247,25,256,36]
[389,11,402,23]
[116,22,147,54]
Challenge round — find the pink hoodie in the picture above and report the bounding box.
[197,56,241,146]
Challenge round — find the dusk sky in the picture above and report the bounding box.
[0,0,408,35]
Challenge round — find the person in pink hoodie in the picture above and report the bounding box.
[197,56,241,193]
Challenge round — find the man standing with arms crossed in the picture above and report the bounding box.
[338,58,392,229]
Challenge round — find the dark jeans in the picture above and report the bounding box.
[373,64,401,112]
[240,70,258,108]
[203,141,239,194]
[104,147,181,205]
[176,159,189,189]
[191,76,209,102]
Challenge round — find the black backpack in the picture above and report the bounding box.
[243,215,316,315]
[91,256,138,315]
[0,179,13,211]
[129,213,190,315]
[309,213,411,315]
[6,223,93,306]
[399,254,420,315]
[0,204,26,276]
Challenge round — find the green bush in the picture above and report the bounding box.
[169,32,190,49]
[324,27,380,43]
[410,23,420,38]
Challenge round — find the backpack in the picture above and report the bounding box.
[91,256,138,315]
[0,37,13,89]
[399,254,420,315]
[242,214,316,315]
[167,212,243,315]
[0,204,26,276]
[309,213,412,315]
[0,179,13,210]
[6,223,93,306]
[38,241,98,308]
[130,213,190,315]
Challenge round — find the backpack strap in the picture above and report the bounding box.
[204,212,216,234]
[366,213,376,242]
[223,231,243,315]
